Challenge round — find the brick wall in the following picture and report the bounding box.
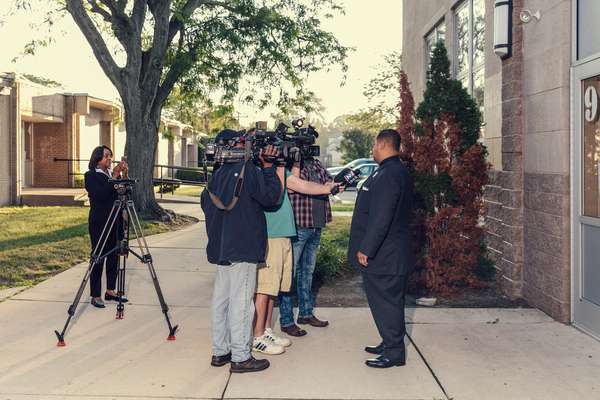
[523,173,570,321]
[484,0,525,299]
[33,122,70,187]
[484,0,572,323]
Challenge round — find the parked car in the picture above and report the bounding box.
[356,176,368,191]
[327,158,374,177]
[347,163,378,190]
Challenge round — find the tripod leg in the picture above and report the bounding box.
[127,202,178,340]
[55,201,123,346]
[115,255,126,320]
[54,258,95,347]
[116,207,129,320]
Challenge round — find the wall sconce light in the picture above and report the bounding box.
[493,0,512,59]
[0,86,12,96]
[519,9,541,23]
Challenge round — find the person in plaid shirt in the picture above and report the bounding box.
[278,156,338,336]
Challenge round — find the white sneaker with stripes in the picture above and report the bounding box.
[264,328,292,347]
[253,335,285,355]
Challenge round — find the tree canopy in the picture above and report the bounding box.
[338,128,373,163]
[10,0,350,217]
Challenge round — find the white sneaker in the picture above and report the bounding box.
[253,335,285,355]
[264,328,292,347]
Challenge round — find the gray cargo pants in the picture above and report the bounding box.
[211,262,257,363]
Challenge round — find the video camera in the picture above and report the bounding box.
[205,118,320,165]
[284,118,321,159]
[108,178,138,196]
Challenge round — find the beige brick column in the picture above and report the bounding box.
[485,0,525,299]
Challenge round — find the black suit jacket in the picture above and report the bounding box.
[84,170,118,224]
[348,156,414,275]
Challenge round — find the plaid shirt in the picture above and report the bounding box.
[289,159,333,228]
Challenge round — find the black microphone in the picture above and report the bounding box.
[330,168,361,195]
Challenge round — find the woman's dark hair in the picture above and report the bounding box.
[88,145,113,170]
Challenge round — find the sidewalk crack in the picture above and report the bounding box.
[220,371,232,400]
[407,333,451,400]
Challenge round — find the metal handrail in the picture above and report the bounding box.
[53,157,211,198]
[53,158,95,176]
[154,163,210,198]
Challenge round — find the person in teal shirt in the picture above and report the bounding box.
[252,165,340,354]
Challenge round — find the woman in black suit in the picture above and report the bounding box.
[84,145,128,308]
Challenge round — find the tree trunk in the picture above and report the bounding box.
[203,113,210,136]
[123,104,169,221]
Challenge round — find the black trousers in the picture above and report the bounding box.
[88,216,121,298]
[362,272,407,362]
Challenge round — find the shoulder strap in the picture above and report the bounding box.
[207,161,248,211]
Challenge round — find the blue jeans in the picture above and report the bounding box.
[279,228,322,327]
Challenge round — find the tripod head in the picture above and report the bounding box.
[109,178,138,198]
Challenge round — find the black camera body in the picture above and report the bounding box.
[109,178,138,196]
[205,118,320,165]
[285,119,320,159]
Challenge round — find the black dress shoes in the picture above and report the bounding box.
[91,298,105,308]
[365,342,384,355]
[105,293,129,303]
[281,324,307,337]
[230,356,270,373]
[365,355,406,368]
[297,315,329,327]
[211,352,232,367]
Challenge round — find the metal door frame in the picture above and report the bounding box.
[571,55,600,340]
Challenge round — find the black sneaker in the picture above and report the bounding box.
[211,352,232,367]
[230,356,270,373]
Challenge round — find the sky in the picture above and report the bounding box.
[0,0,403,127]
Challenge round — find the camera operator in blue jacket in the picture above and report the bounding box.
[200,129,282,374]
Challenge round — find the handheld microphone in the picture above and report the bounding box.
[330,168,361,195]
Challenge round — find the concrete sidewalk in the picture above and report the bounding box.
[1,203,599,400]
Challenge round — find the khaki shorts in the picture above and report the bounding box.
[256,238,293,296]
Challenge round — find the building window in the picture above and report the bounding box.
[454,0,485,111]
[424,20,446,72]
[578,0,600,60]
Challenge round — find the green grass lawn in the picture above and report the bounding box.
[0,207,190,288]
[173,185,205,197]
[155,184,205,197]
[331,204,355,212]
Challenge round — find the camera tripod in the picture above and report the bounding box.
[54,180,178,346]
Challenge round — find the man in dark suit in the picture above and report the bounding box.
[348,129,414,368]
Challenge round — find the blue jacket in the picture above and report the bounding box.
[201,161,282,265]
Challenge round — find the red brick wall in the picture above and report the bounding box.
[33,122,69,187]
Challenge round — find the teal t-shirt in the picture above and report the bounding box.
[265,169,297,238]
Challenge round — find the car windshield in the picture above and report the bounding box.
[346,159,371,169]
[358,164,376,175]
